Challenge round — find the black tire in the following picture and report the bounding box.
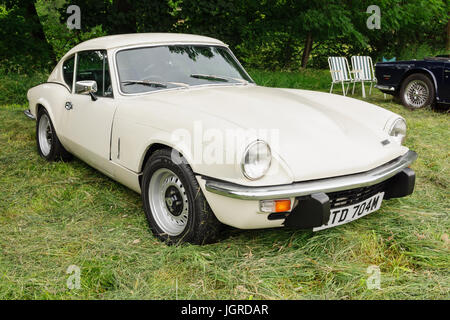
[400,73,435,109]
[141,149,222,245]
[433,103,450,112]
[392,94,402,104]
[36,108,72,161]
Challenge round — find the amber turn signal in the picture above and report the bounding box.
[259,199,291,213]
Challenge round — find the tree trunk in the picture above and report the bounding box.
[447,19,450,52]
[301,32,313,68]
[24,0,56,63]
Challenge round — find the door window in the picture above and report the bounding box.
[76,50,113,97]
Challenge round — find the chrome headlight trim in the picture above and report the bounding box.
[241,140,272,180]
[388,117,407,145]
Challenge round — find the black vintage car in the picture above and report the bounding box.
[375,55,450,109]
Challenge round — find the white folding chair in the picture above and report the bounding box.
[328,57,354,96]
[350,56,376,98]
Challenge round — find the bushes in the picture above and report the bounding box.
[396,43,449,61]
[248,68,330,91]
[0,5,55,73]
[0,69,47,106]
[236,32,303,70]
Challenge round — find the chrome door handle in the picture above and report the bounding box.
[65,102,73,110]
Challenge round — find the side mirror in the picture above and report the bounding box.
[75,80,98,101]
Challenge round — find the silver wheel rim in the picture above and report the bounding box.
[404,80,429,108]
[38,114,52,156]
[148,168,189,236]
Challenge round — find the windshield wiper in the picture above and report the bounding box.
[190,74,248,84]
[122,80,190,88]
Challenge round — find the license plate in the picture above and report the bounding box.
[313,192,384,231]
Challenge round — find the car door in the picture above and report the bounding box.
[61,49,117,176]
[441,60,450,103]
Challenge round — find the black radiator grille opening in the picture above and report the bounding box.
[327,181,387,209]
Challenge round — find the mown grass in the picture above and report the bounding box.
[0,70,448,299]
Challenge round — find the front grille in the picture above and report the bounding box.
[327,181,387,209]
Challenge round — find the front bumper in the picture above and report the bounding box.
[201,150,417,229]
[205,150,417,200]
[24,109,36,120]
[374,84,396,92]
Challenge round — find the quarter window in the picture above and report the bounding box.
[75,50,113,97]
[62,56,75,89]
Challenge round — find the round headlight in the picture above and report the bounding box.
[388,118,407,145]
[241,140,272,180]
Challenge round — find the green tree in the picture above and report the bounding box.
[237,0,448,69]
[38,0,107,60]
[353,0,449,60]
[2,0,448,73]
[233,0,366,69]
[174,0,248,48]
[0,0,55,71]
[59,0,178,34]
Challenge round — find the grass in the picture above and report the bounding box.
[0,69,449,299]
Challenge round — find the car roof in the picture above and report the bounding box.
[66,33,226,55]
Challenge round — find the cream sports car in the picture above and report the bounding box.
[26,33,417,244]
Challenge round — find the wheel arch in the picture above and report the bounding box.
[35,100,56,128]
[138,143,192,188]
[399,68,438,98]
[140,143,172,171]
[36,103,45,115]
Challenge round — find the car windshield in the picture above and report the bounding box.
[116,45,254,94]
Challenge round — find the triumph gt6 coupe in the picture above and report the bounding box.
[26,33,417,244]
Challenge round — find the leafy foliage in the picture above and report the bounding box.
[0,0,448,72]
[57,0,178,34]
[0,0,55,72]
[36,0,107,61]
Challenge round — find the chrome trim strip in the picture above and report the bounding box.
[375,84,396,91]
[24,109,36,120]
[205,150,417,200]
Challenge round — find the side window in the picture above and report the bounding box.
[63,56,75,89]
[76,50,113,97]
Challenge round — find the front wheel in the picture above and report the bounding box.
[36,108,72,161]
[400,73,435,109]
[141,149,222,245]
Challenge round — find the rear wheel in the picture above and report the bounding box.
[400,73,435,109]
[141,149,222,245]
[36,108,72,161]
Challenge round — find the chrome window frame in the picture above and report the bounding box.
[61,54,76,92]
[72,49,114,99]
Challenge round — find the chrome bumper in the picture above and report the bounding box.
[24,109,36,120]
[375,84,396,91]
[205,150,418,200]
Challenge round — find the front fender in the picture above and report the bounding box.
[400,67,439,97]
[111,99,295,186]
[115,122,295,187]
